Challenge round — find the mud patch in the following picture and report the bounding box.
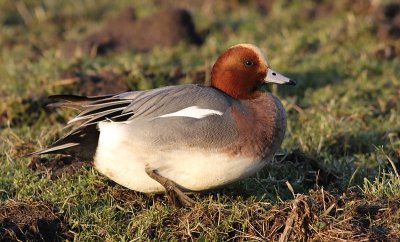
[29,156,88,180]
[64,8,203,57]
[0,200,73,241]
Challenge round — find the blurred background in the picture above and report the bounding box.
[1,0,399,96]
[0,0,399,241]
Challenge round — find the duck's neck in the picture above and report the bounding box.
[231,93,286,159]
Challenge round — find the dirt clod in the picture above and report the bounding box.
[0,200,73,241]
[64,8,203,57]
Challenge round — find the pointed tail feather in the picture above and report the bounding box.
[28,125,100,160]
[47,94,114,110]
[27,143,80,156]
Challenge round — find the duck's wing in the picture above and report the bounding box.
[29,84,234,159]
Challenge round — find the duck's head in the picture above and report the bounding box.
[211,44,296,99]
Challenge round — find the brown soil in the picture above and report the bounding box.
[28,156,88,180]
[64,8,203,57]
[0,200,73,241]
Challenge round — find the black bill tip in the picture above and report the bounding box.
[287,79,297,86]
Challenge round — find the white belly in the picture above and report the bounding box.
[94,122,267,193]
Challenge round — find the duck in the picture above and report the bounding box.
[31,44,296,206]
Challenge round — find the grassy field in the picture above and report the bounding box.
[1,0,400,241]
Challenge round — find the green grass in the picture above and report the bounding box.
[1,0,400,241]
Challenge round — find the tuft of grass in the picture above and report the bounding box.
[362,172,400,198]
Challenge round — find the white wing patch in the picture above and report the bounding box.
[158,106,223,119]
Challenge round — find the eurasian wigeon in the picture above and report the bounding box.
[32,44,296,206]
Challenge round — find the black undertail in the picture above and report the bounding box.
[39,125,100,160]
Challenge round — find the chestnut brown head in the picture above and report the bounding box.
[211,44,296,99]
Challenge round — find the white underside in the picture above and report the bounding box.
[94,122,267,193]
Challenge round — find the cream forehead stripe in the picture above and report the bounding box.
[158,106,223,119]
[230,44,270,67]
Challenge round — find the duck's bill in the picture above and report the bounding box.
[264,68,296,85]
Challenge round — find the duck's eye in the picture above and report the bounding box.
[244,60,254,67]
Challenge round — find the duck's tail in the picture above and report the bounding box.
[27,124,99,160]
[27,93,131,160]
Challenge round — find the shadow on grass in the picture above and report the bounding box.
[323,129,399,155]
[2,96,67,130]
[24,149,341,204]
[206,149,340,203]
[276,66,349,98]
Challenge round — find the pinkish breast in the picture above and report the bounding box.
[226,92,286,161]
